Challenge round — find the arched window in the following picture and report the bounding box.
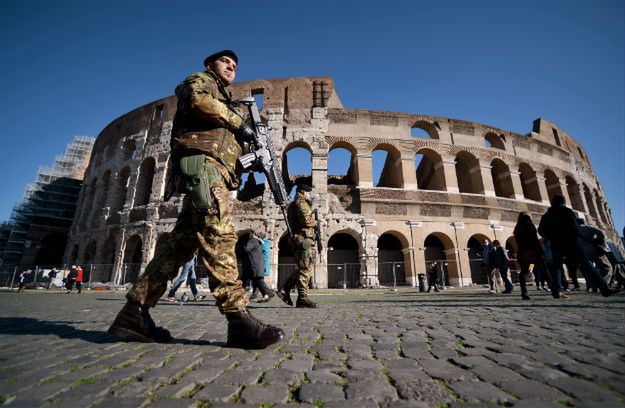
[372,145,403,188]
[327,232,360,288]
[134,158,156,207]
[455,152,483,194]
[518,163,541,201]
[377,233,407,286]
[490,159,515,198]
[283,144,312,197]
[544,170,563,203]
[484,133,505,150]
[328,144,357,186]
[415,149,445,191]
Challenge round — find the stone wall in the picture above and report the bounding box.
[65,76,621,288]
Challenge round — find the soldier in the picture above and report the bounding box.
[108,50,283,349]
[276,184,318,308]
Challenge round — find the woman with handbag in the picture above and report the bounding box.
[513,212,545,300]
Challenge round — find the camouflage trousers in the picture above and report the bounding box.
[283,237,314,297]
[127,165,248,314]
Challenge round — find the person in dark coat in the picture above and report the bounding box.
[513,212,545,300]
[481,240,498,293]
[538,194,617,298]
[426,262,440,292]
[239,230,274,302]
[492,240,514,293]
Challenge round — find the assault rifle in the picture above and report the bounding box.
[312,209,322,260]
[234,97,292,235]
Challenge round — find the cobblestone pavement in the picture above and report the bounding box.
[0,287,624,407]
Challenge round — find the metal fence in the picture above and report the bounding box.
[328,263,361,288]
[0,258,548,291]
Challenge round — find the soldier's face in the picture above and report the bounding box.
[210,56,237,85]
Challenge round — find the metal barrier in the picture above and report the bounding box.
[327,263,360,288]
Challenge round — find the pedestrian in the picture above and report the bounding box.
[537,194,617,298]
[239,230,275,303]
[481,239,498,293]
[17,270,31,293]
[66,265,77,293]
[577,218,613,286]
[513,212,544,300]
[164,251,205,302]
[276,184,319,308]
[493,240,514,293]
[75,265,84,294]
[108,50,283,348]
[426,262,440,292]
[46,268,58,290]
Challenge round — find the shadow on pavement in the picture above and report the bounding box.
[0,317,223,347]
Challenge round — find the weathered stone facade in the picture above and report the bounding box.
[65,77,620,288]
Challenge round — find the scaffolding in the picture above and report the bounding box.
[0,136,95,266]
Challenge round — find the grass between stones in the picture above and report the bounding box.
[287,374,310,403]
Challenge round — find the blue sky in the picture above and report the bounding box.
[1,0,623,231]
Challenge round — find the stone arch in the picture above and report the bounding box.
[491,158,515,198]
[122,139,136,160]
[69,244,80,265]
[411,120,439,139]
[96,170,112,210]
[594,189,608,225]
[134,157,156,207]
[423,232,457,286]
[544,169,563,203]
[455,151,483,194]
[377,230,410,286]
[277,232,295,288]
[79,177,98,229]
[518,163,541,201]
[101,235,117,264]
[565,176,584,212]
[467,233,490,285]
[282,142,313,195]
[83,240,97,264]
[583,183,599,221]
[112,166,131,213]
[483,132,505,150]
[327,231,361,288]
[372,143,404,188]
[123,235,143,284]
[415,148,446,191]
[328,141,358,186]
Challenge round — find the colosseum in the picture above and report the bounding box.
[65,76,621,289]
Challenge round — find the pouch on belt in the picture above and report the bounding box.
[179,154,221,209]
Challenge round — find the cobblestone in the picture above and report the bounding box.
[0,287,623,406]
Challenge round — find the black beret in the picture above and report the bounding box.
[203,49,238,67]
[297,184,312,192]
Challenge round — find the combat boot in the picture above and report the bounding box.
[276,287,293,306]
[226,308,284,349]
[108,300,172,343]
[296,296,318,308]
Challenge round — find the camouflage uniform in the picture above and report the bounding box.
[126,70,248,314]
[283,191,317,297]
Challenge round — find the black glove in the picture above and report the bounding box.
[235,122,256,143]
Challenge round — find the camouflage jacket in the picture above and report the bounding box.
[171,70,243,188]
[287,192,317,240]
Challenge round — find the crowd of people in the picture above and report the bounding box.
[476,194,623,301]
